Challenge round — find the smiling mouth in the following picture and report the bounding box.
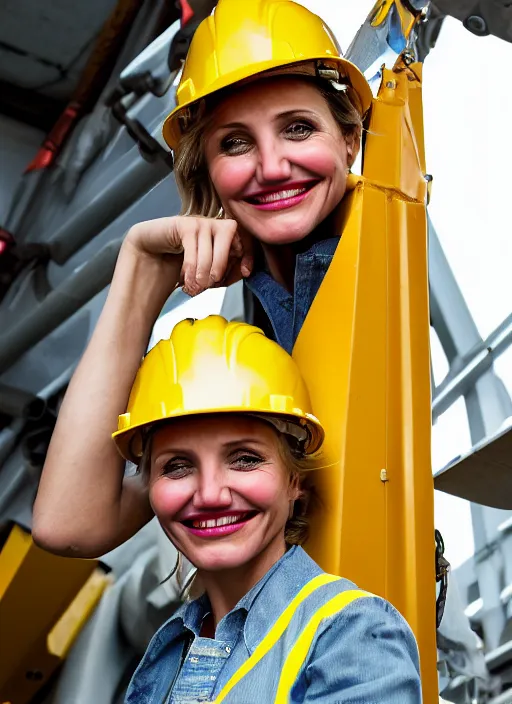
[245,181,318,206]
[182,511,258,530]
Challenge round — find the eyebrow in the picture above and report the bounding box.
[222,438,268,449]
[216,109,319,132]
[153,437,267,460]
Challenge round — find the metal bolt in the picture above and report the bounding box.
[385,80,396,89]
[424,174,433,205]
[380,469,389,483]
[464,14,488,36]
[402,50,415,66]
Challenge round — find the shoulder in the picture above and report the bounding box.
[316,578,417,638]
[310,580,420,667]
[295,584,422,702]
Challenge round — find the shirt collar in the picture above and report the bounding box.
[240,545,323,653]
[154,546,322,655]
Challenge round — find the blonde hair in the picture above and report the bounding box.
[173,76,364,218]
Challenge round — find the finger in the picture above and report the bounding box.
[222,257,244,287]
[238,229,254,277]
[228,231,243,258]
[195,220,214,291]
[180,220,199,294]
[210,220,238,284]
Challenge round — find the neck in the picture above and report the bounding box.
[261,243,295,291]
[199,534,288,630]
[260,208,341,291]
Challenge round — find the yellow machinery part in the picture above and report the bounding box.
[294,60,437,701]
[0,524,109,704]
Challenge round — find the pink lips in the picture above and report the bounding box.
[244,181,318,211]
[183,513,256,539]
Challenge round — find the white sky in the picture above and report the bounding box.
[155,1,512,570]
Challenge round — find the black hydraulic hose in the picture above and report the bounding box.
[0,384,46,420]
[0,238,123,375]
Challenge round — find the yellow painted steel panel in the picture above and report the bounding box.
[294,61,437,701]
[0,524,108,704]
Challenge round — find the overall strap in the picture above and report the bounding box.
[274,589,375,703]
[214,573,340,703]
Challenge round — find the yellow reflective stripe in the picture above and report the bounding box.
[214,573,340,704]
[274,589,375,703]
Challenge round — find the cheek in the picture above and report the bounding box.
[236,470,290,512]
[209,157,254,200]
[295,138,347,179]
[149,479,191,521]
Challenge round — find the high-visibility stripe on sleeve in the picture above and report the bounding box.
[214,573,340,703]
[274,589,375,703]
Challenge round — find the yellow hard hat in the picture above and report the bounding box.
[113,316,324,463]
[163,0,373,150]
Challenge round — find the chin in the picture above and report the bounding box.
[186,544,256,573]
[251,220,316,246]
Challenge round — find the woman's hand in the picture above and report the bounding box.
[125,216,254,297]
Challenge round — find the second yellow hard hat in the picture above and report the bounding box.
[163,0,372,150]
[113,316,324,463]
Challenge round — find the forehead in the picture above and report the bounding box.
[209,76,329,125]
[151,414,278,452]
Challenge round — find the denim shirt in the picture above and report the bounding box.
[244,237,338,354]
[125,546,421,703]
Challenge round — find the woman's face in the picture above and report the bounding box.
[205,76,356,245]
[149,415,299,574]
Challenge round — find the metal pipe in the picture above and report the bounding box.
[0,419,24,467]
[46,157,170,265]
[432,314,512,419]
[0,237,123,375]
[0,384,46,420]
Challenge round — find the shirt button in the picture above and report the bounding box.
[211,676,216,681]
[225,646,231,653]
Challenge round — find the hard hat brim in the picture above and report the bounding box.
[113,407,324,465]
[163,57,372,151]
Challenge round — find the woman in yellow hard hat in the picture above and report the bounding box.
[36,313,421,702]
[118,316,423,702]
[129,0,372,354]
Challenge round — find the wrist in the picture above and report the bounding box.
[110,237,182,320]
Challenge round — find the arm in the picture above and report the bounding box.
[33,217,251,558]
[301,597,422,703]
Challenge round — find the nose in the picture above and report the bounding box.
[193,464,232,510]
[256,134,292,183]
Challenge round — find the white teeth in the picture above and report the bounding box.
[192,513,247,529]
[253,187,307,204]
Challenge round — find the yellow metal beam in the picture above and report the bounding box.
[295,60,437,701]
[0,524,109,704]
